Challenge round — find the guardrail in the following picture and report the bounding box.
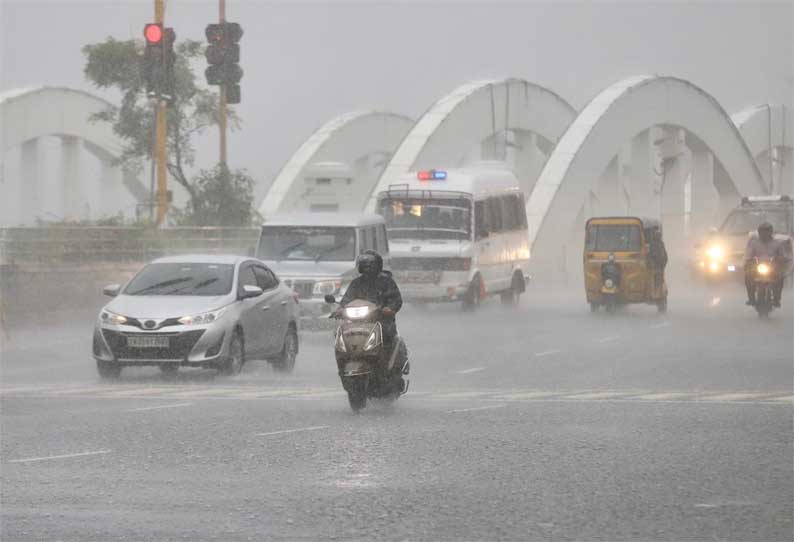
[0,227,260,266]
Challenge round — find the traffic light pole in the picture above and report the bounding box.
[155,0,168,226]
[219,0,228,167]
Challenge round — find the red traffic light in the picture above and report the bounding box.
[144,23,163,44]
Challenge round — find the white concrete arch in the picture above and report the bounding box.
[0,86,147,202]
[732,104,793,195]
[526,75,768,264]
[258,110,414,217]
[365,78,577,210]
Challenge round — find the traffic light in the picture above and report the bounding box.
[205,22,243,104]
[141,23,176,100]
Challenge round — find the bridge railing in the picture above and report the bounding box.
[0,227,261,266]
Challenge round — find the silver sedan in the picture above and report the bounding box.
[92,255,300,378]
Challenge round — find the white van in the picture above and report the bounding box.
[375,165,531,309]
[255,213,390,321]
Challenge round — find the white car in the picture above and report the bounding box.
[92,255,299,378]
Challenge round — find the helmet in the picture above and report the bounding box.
[357,250,383,278]
[758,222,774,241]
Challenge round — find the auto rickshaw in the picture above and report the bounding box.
[584,217,668,313]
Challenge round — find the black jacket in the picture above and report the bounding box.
[649,238,668,269]
[340,271,402,337]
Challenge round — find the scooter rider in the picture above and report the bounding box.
[337,250,407,368]
[744,222,791,307]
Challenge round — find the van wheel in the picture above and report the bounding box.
[462,277,481,311]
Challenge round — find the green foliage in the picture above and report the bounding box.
[81,36,249,224]
[172,165,257,227]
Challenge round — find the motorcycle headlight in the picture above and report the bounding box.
[363,326,381,352]
[706,245,724,261]
[178,307,227,326]
[334,327,347,352]
[100,311,128,325]
[344,306,370,319]
[604,279,614,288]
[313,280,342,296]
[757,263,771,276]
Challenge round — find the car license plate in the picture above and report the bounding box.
[396,271,440,284]
[127,336,170,348]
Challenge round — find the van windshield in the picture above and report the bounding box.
[379,197,472,240]
[257,227,356,262]
[721,209,790,236]
[586,224,642,252]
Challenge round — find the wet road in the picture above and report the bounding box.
[2,282,792,541]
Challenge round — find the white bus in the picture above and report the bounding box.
[376,165,531,309]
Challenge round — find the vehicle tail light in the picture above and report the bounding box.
[446,258,471,271]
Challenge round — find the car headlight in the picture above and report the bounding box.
[757,263,771,276]
[706,245,724,261]
[334,328,347,352]
[313,280,342,296]
[604,279,614,288]
[363,326,381,352]
[100,311,128,325]
[178,307,227,326]
[344,306,370,319]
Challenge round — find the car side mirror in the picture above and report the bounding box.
[103,284,121,297]
[240,285,263,299]
[324,294,336,304]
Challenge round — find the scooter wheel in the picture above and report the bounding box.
[347,379,367,412]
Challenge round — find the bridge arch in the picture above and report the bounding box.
[366,78,577,211]
[732,104,793,196]
[525,75,767,271]
[258,111,414,217]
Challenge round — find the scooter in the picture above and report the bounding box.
[325,295,409,411]
[599,256,621,314]
[750,257,778,319]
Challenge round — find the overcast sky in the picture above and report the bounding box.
[2,0,792,199]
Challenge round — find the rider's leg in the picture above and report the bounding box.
[745,273,756,305]
[773,278,784,306]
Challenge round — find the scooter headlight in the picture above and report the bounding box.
[757,263,771,276]
[334,327,347,352]
[344,306,370,319]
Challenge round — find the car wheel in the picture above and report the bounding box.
[97,360,122,379]
[220,331,244,376]
[273,327,298,373]
[159,364,179,374]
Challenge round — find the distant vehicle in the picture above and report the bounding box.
[376,164,531,309]
[93,255,299,378]
[255,213,390,323]
[693,195,794,281]
[584,217,668,313]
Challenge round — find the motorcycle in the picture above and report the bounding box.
[324,295,409,411]
[750,257,778,319]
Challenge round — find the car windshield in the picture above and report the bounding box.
[379,197,472,240]
[257,226,356,261]
[124,263,235,296]
[721,209,790,236]
[586,224,643,252]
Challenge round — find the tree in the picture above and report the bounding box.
[173,164,257,226]
[82,37,254,225]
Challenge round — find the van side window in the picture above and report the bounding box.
[369,227,378,252]
[376,225,388,253]
[517,194,528,229]
[475,200,487,240]
[487,197,503,233]
[501,195,518,231]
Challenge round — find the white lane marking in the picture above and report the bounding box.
[711,297,721,307]
[562,391,640,400]
[634,392,689,401]
[649,322,671,329]
[535,349,561,357]
[434,391,488,399]
[769,395,794,403]
[494,391,558,400]
[8,450,111,464]
[700,393,773,402]
[456,367,485,375]
[126,402,193,412]
[447,404,506,414]
[255,425,330,437]
[597,336,620,344]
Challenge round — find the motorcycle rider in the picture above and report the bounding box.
[648,225,668,290]
[337,250,408,385]
[744,222,791,307]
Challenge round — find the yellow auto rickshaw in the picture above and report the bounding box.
[584,217,668,314]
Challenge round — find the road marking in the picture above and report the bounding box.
[700,393,773,402]
[447,404,506,414]
[562,391,639,400]
[649,322,671,329]
[8,450,111,464]
[126,402,192,412]
[768,395,794,403]
[634,392,689,401]
[494,391,558,400]
[456,367,485,374]
[597,336,620,344]
[255,425,330,437]
[434,391,488,399]
[535,349,561,357]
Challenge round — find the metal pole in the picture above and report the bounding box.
[768,104,775,194]
[155,0,168,226]
[219,0,227,166]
